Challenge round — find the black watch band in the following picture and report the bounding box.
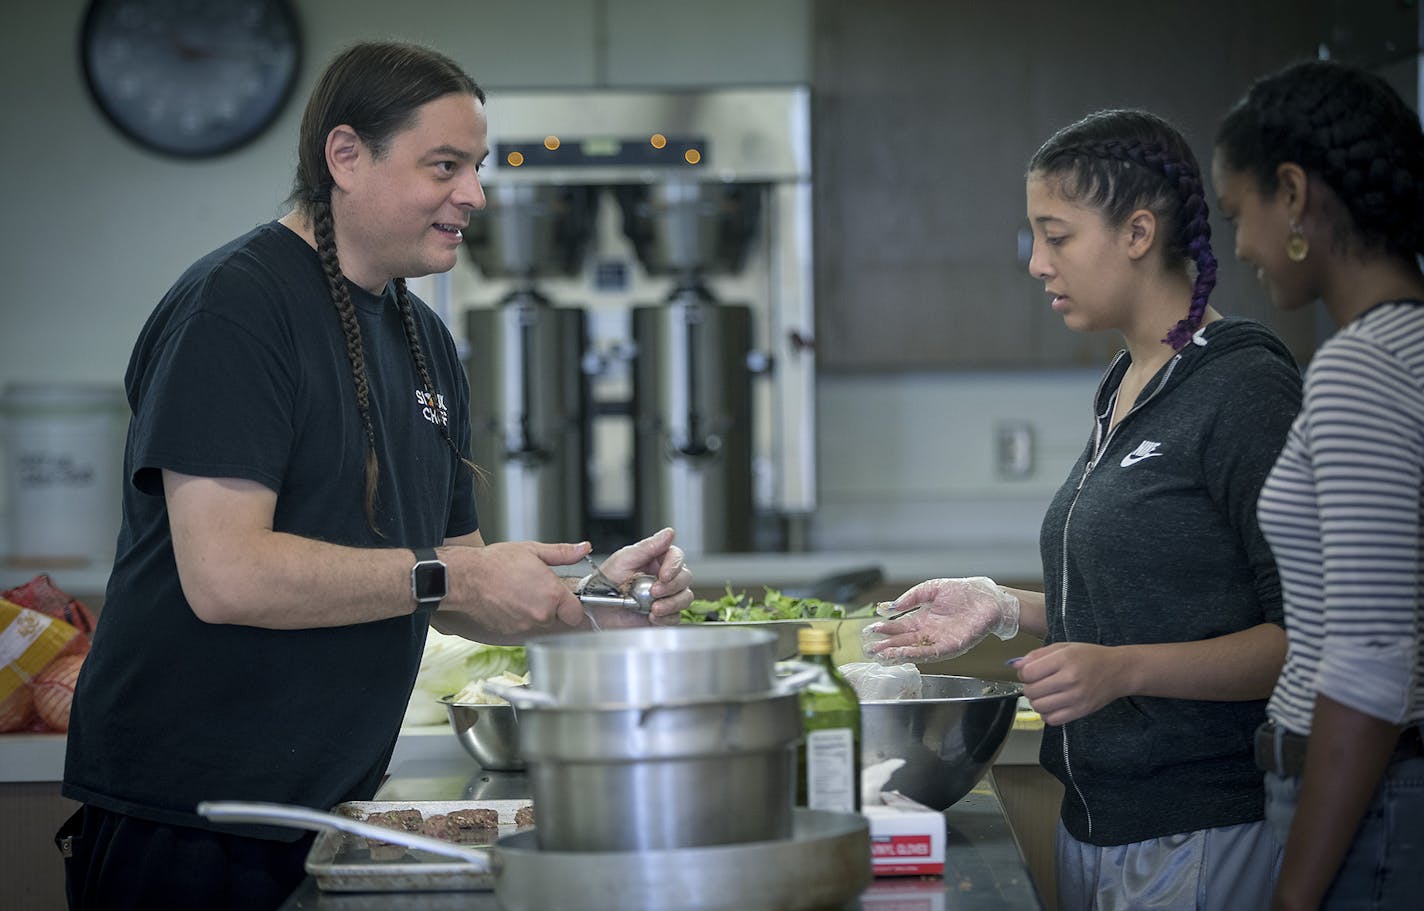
[410,547,448,609]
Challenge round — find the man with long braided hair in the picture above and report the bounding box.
[57,41,692,910]
[864,110,1301,908]
[1214,59,1424,911]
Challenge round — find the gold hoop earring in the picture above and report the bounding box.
[1286,222,1309,262]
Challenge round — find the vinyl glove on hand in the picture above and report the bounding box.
[593,527,693,625]
[862,577,1019,664]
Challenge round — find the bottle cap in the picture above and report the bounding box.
[797,627,834,654]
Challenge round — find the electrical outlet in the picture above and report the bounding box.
[995,421,1035,479]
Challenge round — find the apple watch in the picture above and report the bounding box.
[410,547,448,609]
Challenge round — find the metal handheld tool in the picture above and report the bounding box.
[574,555,657,614]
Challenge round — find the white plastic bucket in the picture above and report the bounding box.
[1,384,127,565]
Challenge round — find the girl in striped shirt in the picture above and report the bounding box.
[1213,59,1424,911]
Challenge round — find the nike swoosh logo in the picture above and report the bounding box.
[1120,441,1164,467]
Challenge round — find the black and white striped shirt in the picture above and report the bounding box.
[1259,300,1424,734]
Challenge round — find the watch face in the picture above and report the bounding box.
[413,561,448,603]
[80,0,301,158]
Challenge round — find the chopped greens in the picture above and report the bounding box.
[682,585,847,623]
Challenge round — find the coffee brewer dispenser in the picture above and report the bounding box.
[460,88,814,554]
[463,184,597,542]
[619,180,760,552]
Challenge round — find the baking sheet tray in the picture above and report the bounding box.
[305,799,532,892]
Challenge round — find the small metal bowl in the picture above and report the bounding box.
[440,695,525,771]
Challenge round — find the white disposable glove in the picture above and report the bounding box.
[590,527,693,625]
[861,576,1019,664]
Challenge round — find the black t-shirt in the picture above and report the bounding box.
[63,222,478,838]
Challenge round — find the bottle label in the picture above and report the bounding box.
[806,727,856,812]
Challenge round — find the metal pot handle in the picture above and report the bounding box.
[196,801,493,872]
[773,659,823,695]
[481,678,558,708]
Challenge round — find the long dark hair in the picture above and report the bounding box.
[1029,109,1217,350]
[1215,59,1424,263]
[287,41,485,532]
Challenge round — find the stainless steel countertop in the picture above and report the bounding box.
[277,757,1044,910]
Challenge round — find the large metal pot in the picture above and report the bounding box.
[514,689,801,851]
[523,626,779,706]
[493,626,817,852]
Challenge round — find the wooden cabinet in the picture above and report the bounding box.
[809,0,1412,370]
[992,764,1065,910]
[0,779,74,910]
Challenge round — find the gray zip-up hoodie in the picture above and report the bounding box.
[1038,317,1302,846]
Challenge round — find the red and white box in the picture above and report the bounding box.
[862,803,946,877]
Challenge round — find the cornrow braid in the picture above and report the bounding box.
[1029,110,1218,351]
[393,278,483,479]
[1216,59,1424,261]
[313,202,383,532]
[1070,139,1217,350]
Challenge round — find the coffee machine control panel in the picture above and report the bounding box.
[496,135,711,170]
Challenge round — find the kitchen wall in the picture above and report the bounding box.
[0,0,811,389]
[0,0,818,564]
[0,1,1415,578]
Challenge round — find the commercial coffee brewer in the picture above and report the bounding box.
[463,183,598,543]
[461,88,814,554]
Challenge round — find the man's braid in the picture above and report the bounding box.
[313,200,383,531]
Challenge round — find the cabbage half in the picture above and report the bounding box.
[402,630,529,725]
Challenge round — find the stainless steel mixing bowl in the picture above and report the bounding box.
[441,696,526,771]
[861,674,1022,811]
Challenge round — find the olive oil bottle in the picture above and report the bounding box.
[795,627,861,812]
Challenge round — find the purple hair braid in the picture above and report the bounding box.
[1081,139,1218,349]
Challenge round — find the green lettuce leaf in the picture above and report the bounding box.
[682,586,847,623]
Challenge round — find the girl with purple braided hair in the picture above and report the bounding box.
[1213,59,1424,911]
[866,109,1302,909]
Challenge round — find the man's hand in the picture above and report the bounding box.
[438,539,590,641]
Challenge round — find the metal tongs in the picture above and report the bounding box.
[574,555,657,614]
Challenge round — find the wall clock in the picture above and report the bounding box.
[80,0,301,158]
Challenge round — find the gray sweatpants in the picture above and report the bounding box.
[1056,819,1282,911]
